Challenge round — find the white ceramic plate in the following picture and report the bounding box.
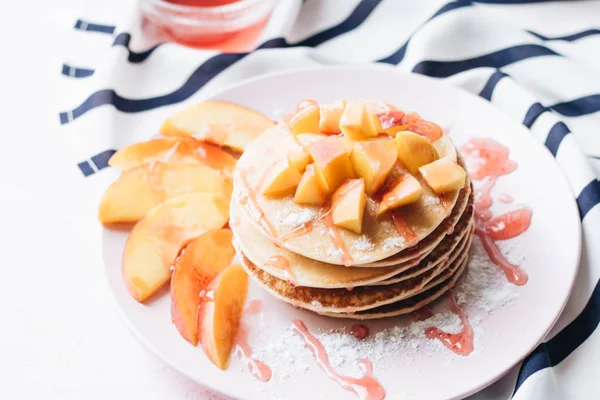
[103,66,581,400]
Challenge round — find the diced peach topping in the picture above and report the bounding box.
[288,103,320,136]
[308,136,355,194]
[260,158,302,197]
[377,175,422,216]
[350,137,398,196]
[287,149,312,172]
[331,179,366,234]
[339,101,379,140]
[319,100,346,134]
[294,164,328,206]
[395,131,439,174]
[419,157,466,194]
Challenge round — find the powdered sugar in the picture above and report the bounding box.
[252,327,311,381]
[424,195,441,208]
[354,235,375,252]
[279,208,319,228]
[382,236,406,251]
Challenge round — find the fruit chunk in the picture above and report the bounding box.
[108,137,238,173]
[408,119,443,142]
[98,162,232,224]
[377,110,408,136]
[287,149,311,172]
[377,175,422,216]
[395,131,439,174]
[296,133,328,151]
[419,157,467,194]
[350,138,398,196]
[309,136,355,193]
[339,102,378,139]
[123,193,230,302]
[198,263,249,370]
[260,158,302,197]
[288,103,320,135]
[294,164,327,206]
[319,100,346,134]
[331,179,366,234]
[160,101,275,152]
[170,229,235,346]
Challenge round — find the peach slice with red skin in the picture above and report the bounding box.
[98,162,232,224]
[160,101,275,152]
[170,229,235,346]
[108,137,238,173]
[122,193,230,303]
[198,263,249,370]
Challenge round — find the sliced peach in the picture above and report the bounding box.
[296,133,328,151]
[309,136,355,194]
[339,101,378,140]
[287,149,311,172]
[198,263,249,370]
[108,137,238,173]
[288,103,320,135]
[350,138,398,196]
[260,158,302,197]
[170,229,235,346]
[319,100,346,134]
[395,131,439,174]
[294,164,327,206]
[377,174,422,216]
[123,193,230,303]
[160,101,275,152]
[98,162,232,224]
[331,178,366,234]
[419,157,466,194]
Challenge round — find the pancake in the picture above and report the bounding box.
[318,253,469,320]
[234,125,462,265]
[373,217,472,286]
[361,178,472,267]
[240,230,471,313]
[233,190,473,289]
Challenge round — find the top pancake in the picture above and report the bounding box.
[234,125,462,265]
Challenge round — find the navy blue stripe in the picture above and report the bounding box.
[413,44,559,78]
[514,276,600,394]
[549,94,600,117]
[378,0,472,65]
[479,71,508,100]
[577,179,600,219]
[544,122,570,156]
[60,52,247,124]
[60,0,384,123]
[528,28,600,42]
[74,19,115,35]
[61,64,95,78]
[78,161,95,177]
[112,33,161,64]
[522,102,548,128]
[91,149,117,171]
[295,0,383,47]
[77,149,117,177]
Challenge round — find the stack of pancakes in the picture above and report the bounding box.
[231,125,474,320]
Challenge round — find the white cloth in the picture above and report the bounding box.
[43,0,600,398]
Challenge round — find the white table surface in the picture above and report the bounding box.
[0,1,221,398]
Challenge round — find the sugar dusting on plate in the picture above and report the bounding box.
[249,236,523,380]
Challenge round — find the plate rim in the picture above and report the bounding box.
[104,64,583,400]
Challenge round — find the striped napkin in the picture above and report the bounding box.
[59,0,600,398]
